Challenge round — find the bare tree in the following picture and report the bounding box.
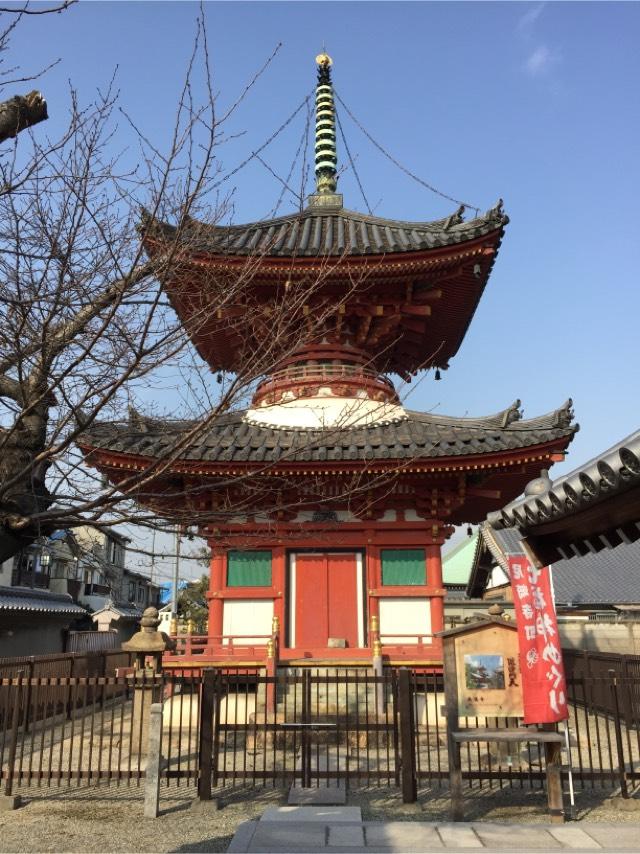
[0,9,391,561]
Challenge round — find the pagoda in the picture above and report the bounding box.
[81,54,577,670]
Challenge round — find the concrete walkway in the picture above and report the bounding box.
[227,806,640,852]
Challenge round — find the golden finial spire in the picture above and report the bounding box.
[314,50,337,196]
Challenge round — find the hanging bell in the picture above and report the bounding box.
[466,525,473,537]
[216,373,222,384]
[435,369,441,381]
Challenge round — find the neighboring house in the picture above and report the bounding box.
[0,526,158,656]
[73,526,130,612]
[0,532,88,655]
[89,570,161,644]
[91,601,145,646]
[121,568,162,610]
[0,586,87,657]
[468,524,640,655]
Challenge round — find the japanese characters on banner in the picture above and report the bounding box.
[508,556,568,723]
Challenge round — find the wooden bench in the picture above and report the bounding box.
[449,727,564,823]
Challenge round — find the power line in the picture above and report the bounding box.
[212,91,313,193]
[334,88,480,216]
[335,104,372,215]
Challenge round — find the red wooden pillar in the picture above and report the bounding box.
[207,549,225,643]
[367,545,381,646]
[426,543,445,636]
[272,546,286,646]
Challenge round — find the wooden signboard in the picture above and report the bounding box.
[454,623,523,718]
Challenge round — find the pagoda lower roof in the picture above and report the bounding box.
[144,201,508,260]
[81,399,577,468]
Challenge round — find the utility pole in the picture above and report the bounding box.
[171,526,181,620]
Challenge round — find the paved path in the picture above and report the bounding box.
[227,806,640,852]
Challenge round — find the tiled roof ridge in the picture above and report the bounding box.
[141,200,508,258]
[0,586,87,615]
[92,397,577,441]
[146,199,508,240]
[0,585,77,604]
[86,399,579,443]
[406,398,577,433]
[487,427,640,533]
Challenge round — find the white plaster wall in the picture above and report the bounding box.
[245,396,407,429]
[222,599,274,644]
[379,597,432,644]
[559,620,640,655]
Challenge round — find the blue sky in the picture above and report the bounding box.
[9,1,640,573]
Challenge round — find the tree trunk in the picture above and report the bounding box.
[0,91,48,143]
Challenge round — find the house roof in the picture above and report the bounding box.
[92,601,142,621]
[443,532,480,585]
[82,399,577,466]
[0,586,87,616]
[144,201,508,260]
[551,539,640,607]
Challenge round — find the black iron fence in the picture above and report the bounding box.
[1,665,639,802]
[0,649,134,681]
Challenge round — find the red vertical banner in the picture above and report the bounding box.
[508,556,568,724]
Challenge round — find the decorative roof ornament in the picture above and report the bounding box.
[308,51,343,210]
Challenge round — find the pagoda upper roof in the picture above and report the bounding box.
[81,398,576,467]
[144,200,508,260]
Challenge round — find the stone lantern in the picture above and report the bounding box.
[122,607,174,753]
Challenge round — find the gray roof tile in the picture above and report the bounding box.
[476,527,640,606]
[83,400,576,466]
[0,586,87,616]
[145,202,508,259]
[487,428,640,535]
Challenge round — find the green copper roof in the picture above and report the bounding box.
[443,532,479,586]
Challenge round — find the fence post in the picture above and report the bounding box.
[301,669,311,788]
[2,676,23,808]
[66,655,76,720]
[143,703,163,818]
[397,668,417,803]
[198,669,215,801]
[22,659,34,735]
[609,668,629,799]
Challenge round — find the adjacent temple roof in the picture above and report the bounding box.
[468,525,640,608]
[82,399,576,466]
[486,428,640,563]
[147,202,508,260]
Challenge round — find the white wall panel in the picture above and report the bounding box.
[379,597,432,644]
[222,599,273,644]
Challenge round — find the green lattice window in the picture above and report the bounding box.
[381,549,426,586]
[227,551,272,587]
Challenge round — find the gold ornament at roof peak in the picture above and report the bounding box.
[316,52,332,67]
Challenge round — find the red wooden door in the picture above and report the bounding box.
[294,553,360,648]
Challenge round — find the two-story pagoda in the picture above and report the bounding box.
[81,54,577,670]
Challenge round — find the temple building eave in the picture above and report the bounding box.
[141,202,508,262]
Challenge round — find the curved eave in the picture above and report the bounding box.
[79,434,574,479]
[141,205,508,261]
[144,224,506,275]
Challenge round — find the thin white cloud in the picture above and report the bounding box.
[524,45,561,77]
[517,3,546,36]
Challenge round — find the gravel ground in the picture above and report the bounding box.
[1,783,639,853]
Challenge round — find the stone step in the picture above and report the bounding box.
[260,806,362,823]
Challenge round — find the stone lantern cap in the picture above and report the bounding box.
[122,606,173,653]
